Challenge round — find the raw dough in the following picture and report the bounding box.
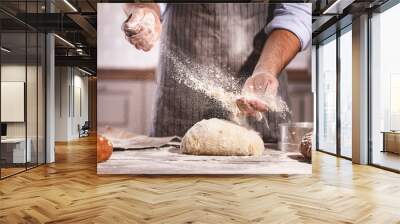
[181,118,264,156]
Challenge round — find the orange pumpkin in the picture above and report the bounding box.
[97,135,113,163]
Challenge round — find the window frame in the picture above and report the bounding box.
[315,22,353,160]
[0,0,47,180]
[367,0,400,173]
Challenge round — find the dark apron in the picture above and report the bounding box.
[150,3,291,142]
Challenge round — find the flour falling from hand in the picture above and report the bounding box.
[166,50,290,128]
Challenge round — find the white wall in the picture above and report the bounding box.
[288,83,313,122]
[71,74,89,138]
[1,65,25,131]
[55,67,69,141]
[1,65,39,138]
[1,63,46,164]
[55,67,89,141]
[97,79,156,135]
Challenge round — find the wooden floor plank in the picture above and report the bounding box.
[0,135,399,223]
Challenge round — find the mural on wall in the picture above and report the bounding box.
[97,3,313,175]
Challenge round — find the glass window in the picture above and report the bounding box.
[339,28,352,158]
[370,3,400,171]
[27,30,40,169]
[317,36,337,154]
[38,32,45,165]
[1,30,28,177]
[0,1,46,179]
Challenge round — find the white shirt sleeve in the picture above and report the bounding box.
[159,3,167,18]
[265,3,312,51]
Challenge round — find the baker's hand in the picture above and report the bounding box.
[236,72,279,116]
[122,7,161,51]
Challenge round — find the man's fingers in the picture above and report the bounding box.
[237,96,268,115]
[127,30,155,51]
[133,42,144,51]
[132,37,148,51]
[122,8,160,51]
[123,8,148,38]
[141,42,153,51]
[236,98,268,120]
[236,98,250,112]
[248,99,268,112]
[125,9,145,28]
[124,20,142,36]
[125,25,143,37]
[236,98,254,114]
[129,38,142,49]
[134,41,151,52]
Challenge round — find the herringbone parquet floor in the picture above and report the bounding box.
[1,135,400,224]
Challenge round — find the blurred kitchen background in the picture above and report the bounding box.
[97,4,313,135]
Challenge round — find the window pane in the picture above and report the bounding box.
[38,32,45,165]
[371,3,400,171]
[340,29,352,158]
[27,31,38,169]
[1,30,28,177]
[317,37,337,154]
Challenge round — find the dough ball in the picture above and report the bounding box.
[299,132,312,161]
[181,118,264,156]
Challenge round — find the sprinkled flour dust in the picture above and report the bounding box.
[166,50,290,129]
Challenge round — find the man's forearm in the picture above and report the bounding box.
[254,29,301,77]
[123,3,160,17]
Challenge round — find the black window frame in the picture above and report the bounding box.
[367,0,400,173]
[0,0,47,180]
[315,19,353,160]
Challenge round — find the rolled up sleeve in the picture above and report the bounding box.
[265,3,312,51]
[159,3,167,16]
